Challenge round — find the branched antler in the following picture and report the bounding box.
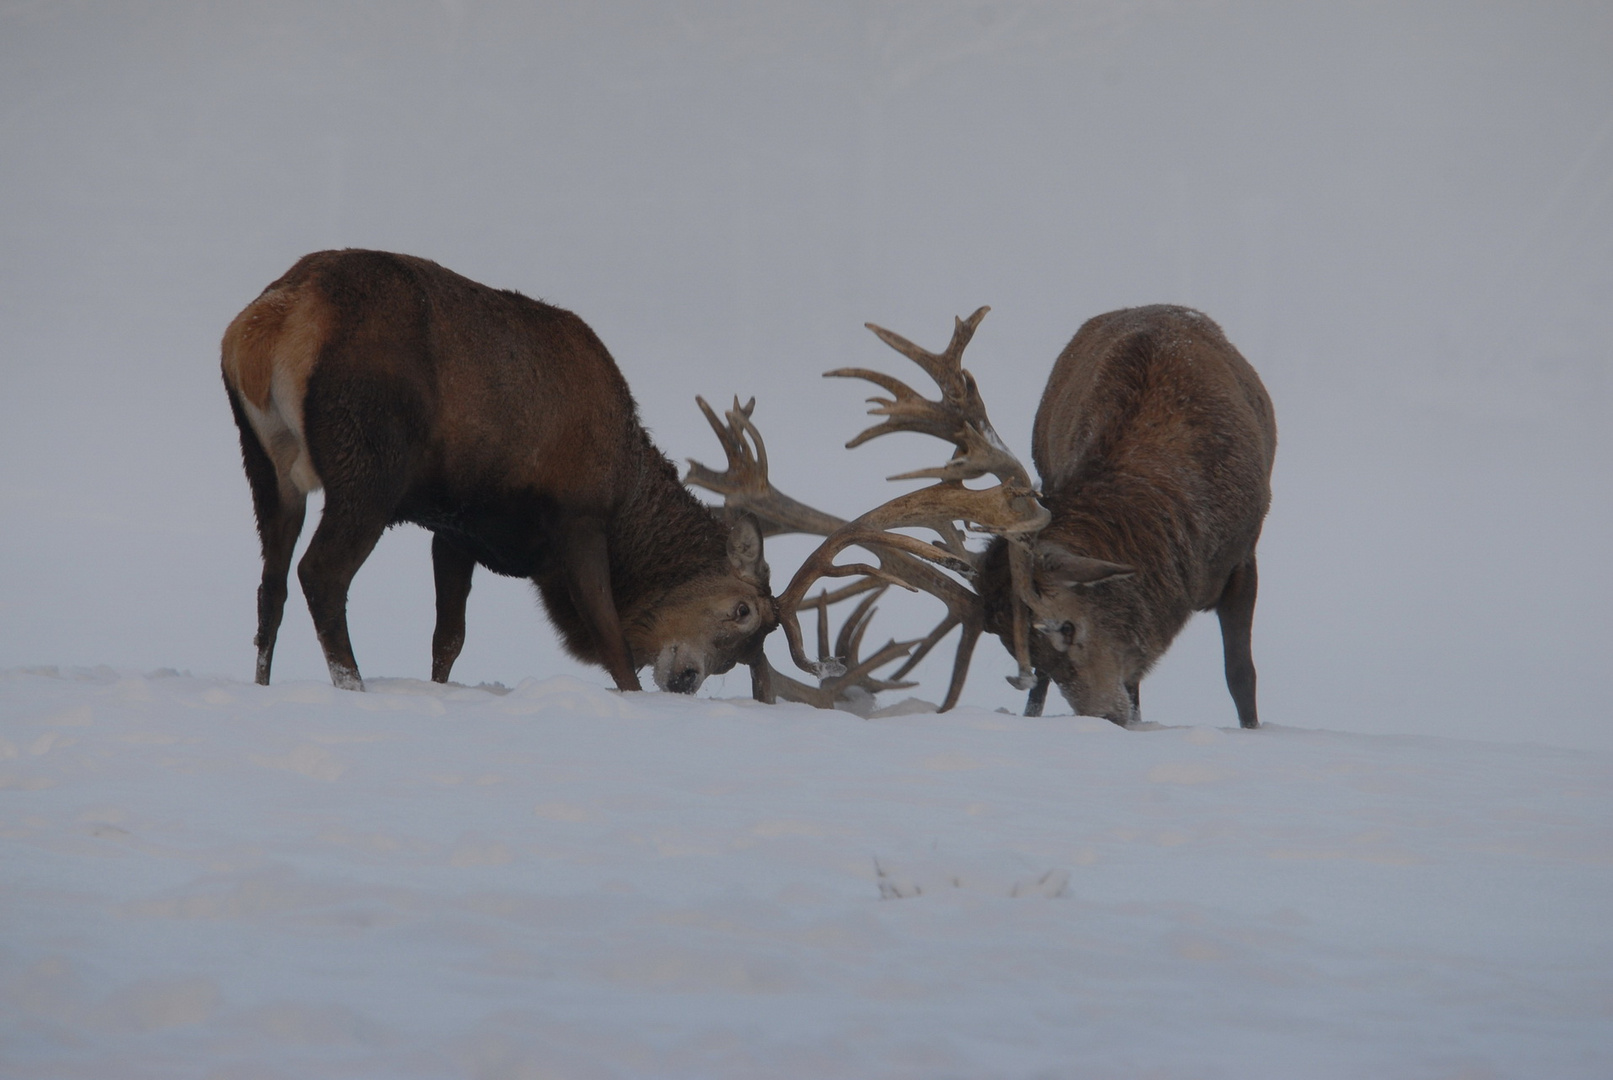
[835,307,1035,492]
[777,308,1049,708]
[685,397,846,538]
[686,397,923,709]
[750,585,921,710]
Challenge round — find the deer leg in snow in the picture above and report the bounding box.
[431,534,476,683]
[1216,556,1260,728]
[1024,670,1051,716]
[226,390,308,686]
[254,491,307,686]
[297,500,388,692]
[559,516,642,692]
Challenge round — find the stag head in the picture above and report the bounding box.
[1022,543,1142,724]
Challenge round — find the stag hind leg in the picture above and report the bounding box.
[228,390,308,685]
[430,534,475,683]
[297,499,389,691]
[296,373,420,691]
[1216,556,1260,728]
[255,493,307,685]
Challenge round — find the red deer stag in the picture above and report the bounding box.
[221,249,776,693]
[731,305,1275,727]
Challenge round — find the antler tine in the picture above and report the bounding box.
[805,589,834,664]
[755,584,920,711]
[754,644,919,711]
[888,610,961,681]
[827,638,922,697]
[812,580,922,703]
[776,510,997,712]
[774,307,1050,710]
[687,394,930,709]
[827,307,1035,493]
[863,305,989,397]
[834,584,883,662]
[686,395,847,538]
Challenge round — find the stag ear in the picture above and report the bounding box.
[726,513,769,587]
[1035,541,1134,590]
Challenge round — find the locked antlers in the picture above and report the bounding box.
[686,396,920,708]
[688,308,1046,713]
[778,307,1048,710]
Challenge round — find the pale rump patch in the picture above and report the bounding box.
[221,285,331,494]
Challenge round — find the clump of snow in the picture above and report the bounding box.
[3,667,1610,1077]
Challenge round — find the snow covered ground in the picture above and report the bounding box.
[4,666,1609,1078]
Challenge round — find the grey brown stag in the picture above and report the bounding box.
[724,305,1275,727]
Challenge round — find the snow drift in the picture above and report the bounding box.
[3,667,1609,1077]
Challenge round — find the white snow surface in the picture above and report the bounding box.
[4,667,1609,1078]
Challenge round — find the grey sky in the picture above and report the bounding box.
[2,1,1608,747]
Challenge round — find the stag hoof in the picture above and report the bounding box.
[328,663,365,692]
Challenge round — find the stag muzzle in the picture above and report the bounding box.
[653,645,706,695]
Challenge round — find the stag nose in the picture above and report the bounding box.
[666,666,702,694]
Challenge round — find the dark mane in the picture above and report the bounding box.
[609,432,730,609]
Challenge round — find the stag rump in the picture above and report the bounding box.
[221,249,775,693]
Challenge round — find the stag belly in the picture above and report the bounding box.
[400,489,559,580]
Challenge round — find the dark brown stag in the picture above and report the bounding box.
[745,304,1275,726]
[221,249,776,693]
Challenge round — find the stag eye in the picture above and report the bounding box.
[734,602,751,621]
[1045,620,1077,651]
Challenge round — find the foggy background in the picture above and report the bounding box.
[2,1,1608,749]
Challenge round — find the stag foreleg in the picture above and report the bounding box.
[1216,556,1260,728]
[558,516,643,693]
[430,534,476,683]
[1023,671,1051,717]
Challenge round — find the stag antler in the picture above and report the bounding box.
[685,396,846,538]
[776,307,1048,709]
[686,397,920,709]
[749,585,922,711]
[838,308,1035,492]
